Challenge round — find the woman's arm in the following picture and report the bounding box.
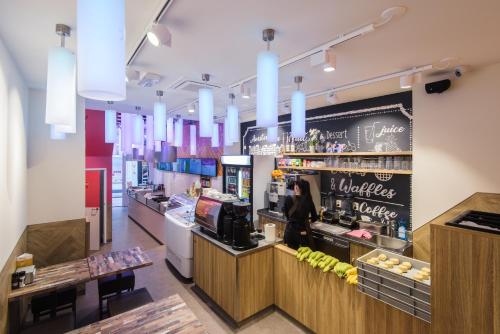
[310,199,319,222]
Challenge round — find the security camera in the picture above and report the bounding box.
[454,65,470,78]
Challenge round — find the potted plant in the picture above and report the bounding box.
[307,128,321,153]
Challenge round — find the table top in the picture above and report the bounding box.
[87,246,153,280]
[8,259,90,300]
[67,294,207,334]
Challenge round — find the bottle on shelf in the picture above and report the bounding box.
[290,138,295,152]
[397,219,407,240]
[285,134,290,152]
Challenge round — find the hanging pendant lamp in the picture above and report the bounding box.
[190,124,197,155]
[227,93,240,143]
[77,0,126,101]
[104,101,117,143]
[267,126,278,143]
[198,73,214,137]
[166,117,174,144]
[256,29,278,128]
[212,123,220,148]
[133,106,144,146]
[174,117,183,147]
[154,90,167,141]
[291,75,306,138]
[45,24,76,132]
[121,112,133,156]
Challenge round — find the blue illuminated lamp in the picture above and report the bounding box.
[154,90,167,141]
[291,75,306,138]
[256,29,278,128]
[199,73,214,137]
[104,101,117,143]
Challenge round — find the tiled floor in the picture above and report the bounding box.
[77,207,308,334]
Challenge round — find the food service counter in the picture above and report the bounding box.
[192,227,280,323]
[127,192,168,244]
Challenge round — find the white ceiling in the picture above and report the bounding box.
[1,0,500,121]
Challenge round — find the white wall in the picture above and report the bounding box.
[252,155,275,222]
[412,62,500,229]
[0,37,28,269]
[27,89,85,225]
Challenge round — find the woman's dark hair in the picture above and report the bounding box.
[295,179,312,201]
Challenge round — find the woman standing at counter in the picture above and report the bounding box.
[283,180,318,249]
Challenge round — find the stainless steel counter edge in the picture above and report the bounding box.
[191,227,282,257]
[256,208,412,255]
[128,193,165,216]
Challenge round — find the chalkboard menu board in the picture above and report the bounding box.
[240,91,413,227]
[321,172,411,227]
[241,93,412,155]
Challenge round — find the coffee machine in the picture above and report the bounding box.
[221,200,236,245]
[335,193,359,229]
[232,201,258,251]
[267,181,287,216]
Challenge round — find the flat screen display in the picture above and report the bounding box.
[201,159,217,177]
[189,159,202,175]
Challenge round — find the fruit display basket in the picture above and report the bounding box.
[356,249,431,323]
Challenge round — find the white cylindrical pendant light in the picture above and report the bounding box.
[154,141,162,152]
[166,117,174,144]
[291,76,306,138]
[227,104,239,144]
[174,119,183,147]
[267,126,278,143]
[199,87,214,137]
[212,123,219,147]
[50,124,66,140]
[190,124,197,155]
[105,106,117,143]
[153,90,166,141]
[133,114,144,145]
[77,0,126,101]
[256,50,278,128]
[45,46,76,129]
[224,117,233,147]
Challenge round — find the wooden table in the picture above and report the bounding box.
[67,294,207,334]
[8,259,91,301]
[87,246,153,280]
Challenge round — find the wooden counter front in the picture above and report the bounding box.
[274,244,429,334]
[192,234,274,323]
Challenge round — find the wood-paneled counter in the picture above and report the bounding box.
[192,230,277,323]
[430,193,500,334]
[274,244,430,334]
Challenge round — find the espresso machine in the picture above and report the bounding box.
[232,201,258,251]
[335,193,359,229]
[221,200,236,245]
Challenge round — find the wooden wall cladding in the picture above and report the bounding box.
[0,229,27,334]
[27,218,88,267]
[274,244,429,334]
[431,225,500,334]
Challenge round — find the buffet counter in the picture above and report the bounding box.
[192,227,281,324]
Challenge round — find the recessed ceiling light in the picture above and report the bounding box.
[147,23,172,47]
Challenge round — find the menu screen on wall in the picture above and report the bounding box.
[189,159,202,174]
[201,159,217,177]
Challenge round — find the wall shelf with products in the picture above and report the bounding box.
[278,166,412,175]
[278,151,413,157]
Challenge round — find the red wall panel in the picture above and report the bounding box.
[85,170,101,208]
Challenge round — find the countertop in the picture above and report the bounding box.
[67,294,207,334]
[128,193,166,215]
[257,208,412,254]
[191,227,282,257]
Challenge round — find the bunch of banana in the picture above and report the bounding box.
[319,256,339,272]
[345,267,358,285]
[295,247,312,262]
[333,262,354,278]
[307,251,325,267]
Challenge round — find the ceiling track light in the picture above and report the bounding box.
[188,103,195,113]
[240,83,251,99]
[400,74,414,89]
[326,91,340,105]
[147,23,172,47]
[323,49,336,72]
[126,68,140,82]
